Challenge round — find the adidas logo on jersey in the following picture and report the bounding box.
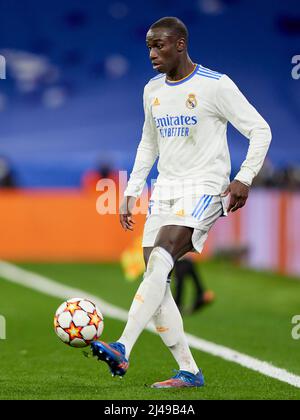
[153,97,160,106]
[175,209,185,217]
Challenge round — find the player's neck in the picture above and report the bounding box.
[166,58,196,82]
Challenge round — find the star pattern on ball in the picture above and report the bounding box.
[64,301,81,315]
[88,310,101,329]
[65,322,83,340]
[54,316,59,329]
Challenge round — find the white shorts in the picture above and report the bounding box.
[142,194,227,253]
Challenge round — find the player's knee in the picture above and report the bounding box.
[146,246,174,277]
[143,247,153,268]
[154,239,176,257]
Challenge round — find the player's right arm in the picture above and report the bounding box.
[119,195,136,231]
[119,84,158,231]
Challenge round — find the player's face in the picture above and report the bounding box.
[146,28,182,74]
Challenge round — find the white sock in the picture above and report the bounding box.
[152,282,199,375]
[118,247,174,358]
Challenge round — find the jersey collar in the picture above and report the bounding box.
[165,64,198,86]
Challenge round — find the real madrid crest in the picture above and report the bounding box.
[186,93,197,109]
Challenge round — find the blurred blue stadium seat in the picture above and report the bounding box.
[0,0,299,187]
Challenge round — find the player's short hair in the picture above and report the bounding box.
[150,17,189,43]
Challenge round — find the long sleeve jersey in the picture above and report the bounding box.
[124,64,272,200]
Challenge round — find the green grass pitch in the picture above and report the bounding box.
[0,260,300,400]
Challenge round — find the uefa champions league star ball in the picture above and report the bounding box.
[54,298,104,348]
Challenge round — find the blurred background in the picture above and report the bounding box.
[0,0,299,276]
[1,0,300,401]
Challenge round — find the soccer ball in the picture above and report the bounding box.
[54,298,104,348]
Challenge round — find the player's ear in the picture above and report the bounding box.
[176,38,186,52]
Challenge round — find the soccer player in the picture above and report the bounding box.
[91,17,272,388]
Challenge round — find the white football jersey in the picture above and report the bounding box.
[124,64,272,199]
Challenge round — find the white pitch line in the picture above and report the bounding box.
[0,260,300,390]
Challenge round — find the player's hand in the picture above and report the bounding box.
[119,196,136,231]
[221,180,249,213]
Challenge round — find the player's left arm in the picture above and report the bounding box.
[120,84,159,230]
[216,75,272,212]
